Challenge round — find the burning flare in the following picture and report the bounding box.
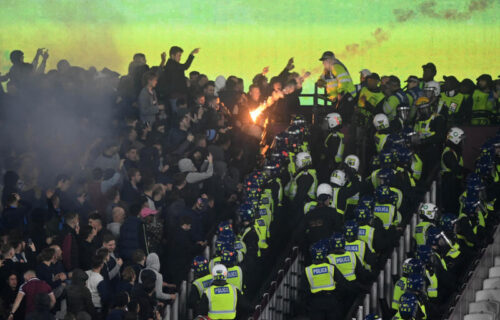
[250,103,267,123]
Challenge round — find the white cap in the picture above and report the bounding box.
[360,69,372,77]
[212,264,228,280]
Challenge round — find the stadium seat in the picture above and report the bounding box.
[484,278,500,290]
[464,313,494,320]
[476,289,500,302]
[489,267,500,278]
[470,301,500,317]
[495,256,500,266]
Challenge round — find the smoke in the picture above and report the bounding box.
[337,27,391,59]
[312,0,494,70]
[418,0,494,20]
[393,9,416,22]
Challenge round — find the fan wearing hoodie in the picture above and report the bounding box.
[138,253,177,302]
[178,153,214,185]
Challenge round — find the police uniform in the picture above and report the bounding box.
[440,144,465,213]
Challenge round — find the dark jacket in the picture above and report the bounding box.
[66,268,96,317]
[60,224,79,272]
[157,55,195,99]
[120,180,142,205]
[304,206,343,246]
[119,216,148,261]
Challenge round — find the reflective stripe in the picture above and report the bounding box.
[206,284,237,319]
[305,263,336,293]
[337,72,349,77]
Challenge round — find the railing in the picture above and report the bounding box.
[447,226,500,319]
[347,181,437,319]
[251,247,303,319]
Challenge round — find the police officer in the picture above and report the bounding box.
[303,241,349,320]
[392,258,423,312]
[456,195,483,249]
[342,155,362,217]
[322,112,344,177]
[439,213,468,278]
[287,152,318,212]
[220,250,244,292]
[317,51,356,119]
[382,76,410,122]
[441,127,466,213]
[327,233,369,310]
[472,74,495,125]
[404,75,423,119]
[373,113,392,153]
[189,256,213,315]
[237,203,260,296]
[414,203,438,247]
[199,264,249,319]
[374,185,402,230]
[329,169,361,218]
[355,203,395,254]
[304,183,343,247]
[439,76,471,125]
[392,292,422,320]
[344,220,377,273]
[413,97,446,181]
[354,73,385,158]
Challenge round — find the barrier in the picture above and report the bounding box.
[251,247,303,320]
[347,185,435,319]
[447,227,500,319]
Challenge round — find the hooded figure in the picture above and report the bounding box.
[65,268,96,317]
[178,158,213,184]
[139,253,175,301]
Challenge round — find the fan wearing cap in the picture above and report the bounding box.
[317,51,357,105]
[382,75,410,123]
[198,264,251,319]
[439,76,471,125]
[471,74,495,125]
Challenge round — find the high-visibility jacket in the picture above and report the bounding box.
[411,153,423,181]
[193,274,213,297]
[358,225,376,252]
[414,114,438,140]
[357,86,385,116]
[383,90,409,121]
[324,131,345,163]
[288,168,318,200]
[320,61,356,99]
[391,276,408,310]
[439,92,465,115]
[234,240,246,263]
[260,190,274,216]
[205,284,238,319]
[441,146,464,178]
[327,252,357,281]
[240,226,261,257]
[414,221,433,246]
[331,187,345,215]
[267,178,283,207]
[374,202,401,229]
[255,218,269,252]
[305,263,336,293]
[426,269,438,298]
[345,240,372,270]
[374,132,389,153]
[304,201,318,214]
[446,242,461,259]
[257,205,272,229]
[226,266,243,292]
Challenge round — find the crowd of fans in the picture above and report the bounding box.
[0,46,498,320]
